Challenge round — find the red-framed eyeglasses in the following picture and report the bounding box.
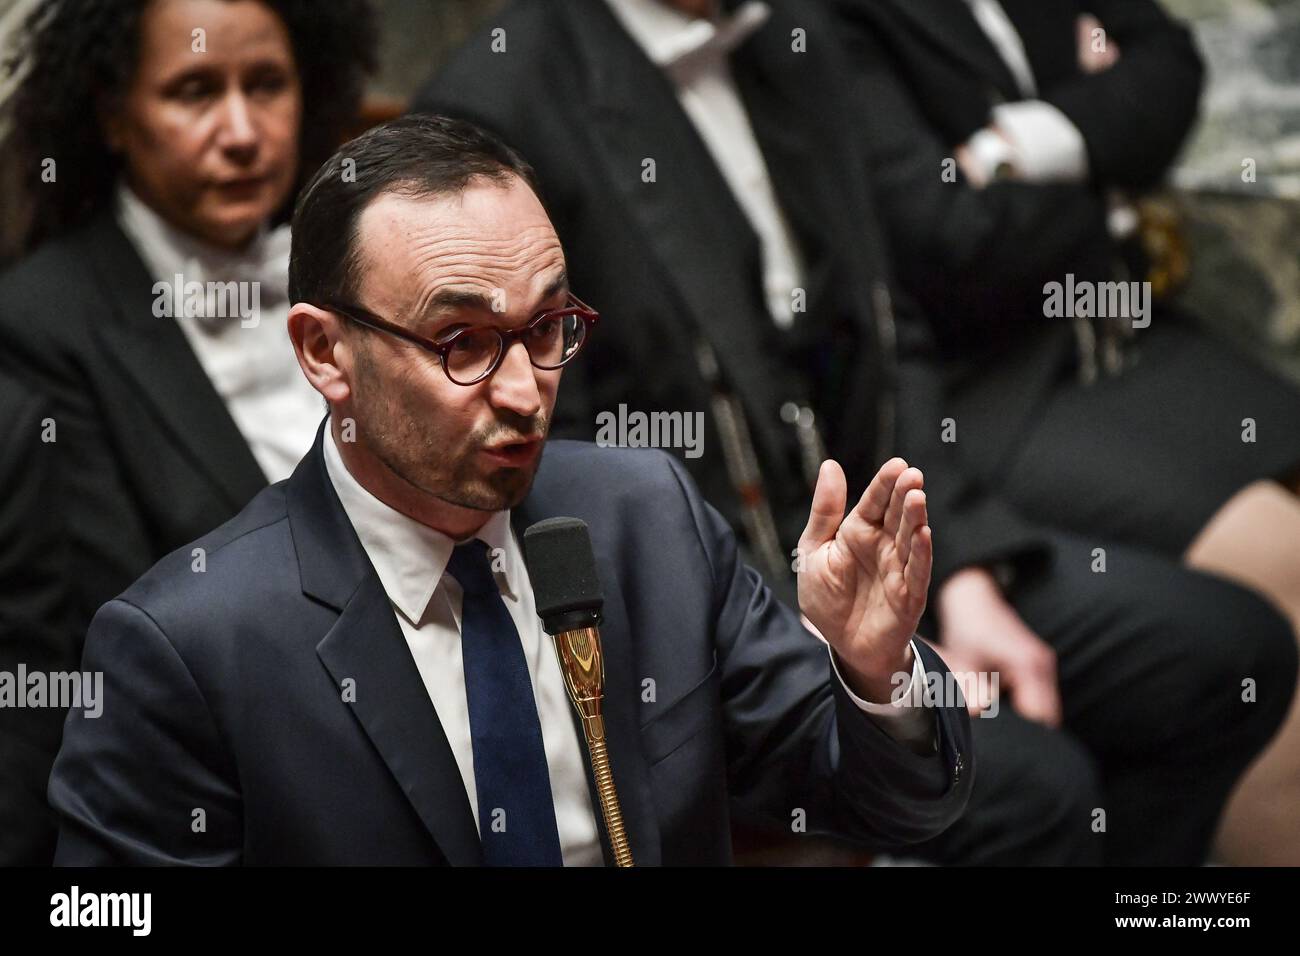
[316,292,600,386]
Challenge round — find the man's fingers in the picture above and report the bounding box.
[1008,671,1063,728]
[883,467,924,539]
[853,457,907,526]
[930,639,989,715]
[1006,653,1063,727]
[929,641,987,715]
[799,459,847,553]
[903,524,932,603]
[894,488,926,561]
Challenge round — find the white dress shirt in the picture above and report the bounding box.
[115,183,323,482]
[962,0,1090,183]
[605,0,806,329]
[323,427,605,865]
[323,427,938,863]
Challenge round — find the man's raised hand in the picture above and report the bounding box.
[797,458,933,701]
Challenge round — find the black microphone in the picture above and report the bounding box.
[523,517,633,866]
[523,517,604,634]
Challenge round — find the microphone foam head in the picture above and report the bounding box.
[523,517,605,634]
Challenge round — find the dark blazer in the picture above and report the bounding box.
[0,213,268,644]
[0,372,75,864]
[415,0,1048,590]
[48,427,972,865]
[837,0,1204,185]
[832,0,1205,468]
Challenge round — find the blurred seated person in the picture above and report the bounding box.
[0,0,375,644]
[833,0,1300,863]
[416,0,1297,865]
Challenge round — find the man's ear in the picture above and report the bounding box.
[288,303,352,404]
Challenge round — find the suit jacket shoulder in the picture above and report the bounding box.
[415,0,568,124]
[0,221,113,366]
[112,440,688,667]
[112,482,294,645]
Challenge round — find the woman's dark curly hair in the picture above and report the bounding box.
[4,0,377,253]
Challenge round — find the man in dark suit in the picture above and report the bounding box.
[47,115,971,866]
[0,371,74,864]
[413,0,1297,865]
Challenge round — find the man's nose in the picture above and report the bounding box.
[488,340,543,419]
[216,91,259,158]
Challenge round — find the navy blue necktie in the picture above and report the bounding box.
[447,540,564,866]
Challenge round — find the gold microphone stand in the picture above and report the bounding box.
[551,626,635,867]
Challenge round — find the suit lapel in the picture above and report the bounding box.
[289,429,482,865]
[315,573,485,866]
[561,2,792,471]
[291,428,663,866]
[883,0,1026,102]
[730,15,832,319]
[78,213,267,510]
[512,490,663,867]
[731,4,889,480]
[996,0,1077,92]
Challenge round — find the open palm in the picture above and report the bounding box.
[797,458,932,695]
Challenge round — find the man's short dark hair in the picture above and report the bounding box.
[288,114,542,307]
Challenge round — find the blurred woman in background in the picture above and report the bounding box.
[0,0,375,648]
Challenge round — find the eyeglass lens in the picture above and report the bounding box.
[444,313,587,384]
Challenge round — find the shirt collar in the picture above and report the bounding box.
[604,0,770,70]
[322,425,522,624]
[114,180,291,326]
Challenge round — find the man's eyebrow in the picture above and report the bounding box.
[423,287,495,318]
[422,272,569,321]
[537,271,570,307]
[415,271,569,332]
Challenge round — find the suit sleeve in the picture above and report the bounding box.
[48,599,242,865]
[1042,0,1205,188]
[837,16,1111,339]
[662,454,973,847]
[0,379,75,864]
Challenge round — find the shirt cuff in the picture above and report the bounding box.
[963,127,1018,187]
[991,100,1090,182]
[827,639,937,755]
